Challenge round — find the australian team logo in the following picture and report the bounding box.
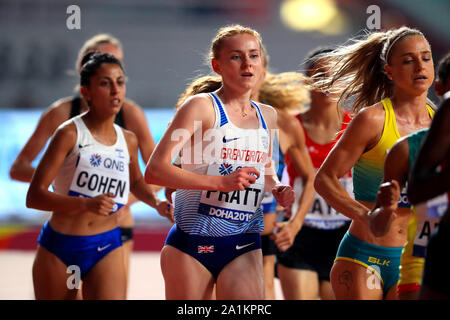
[219,163,233,175]
[89,154,102,167]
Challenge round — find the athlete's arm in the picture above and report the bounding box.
[408,98,450,204]
[145,94,259,192]
[26,123,113,216]
[9,99,71,182]
[314,106,384,222]
[121,99,161,208]
[272,113,315,251]
[261,105,294,208]
[124,129,173,223]
[368,138,409,237]
[280,114,315,229]
[122,99,157,163]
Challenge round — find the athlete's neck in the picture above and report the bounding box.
[304,99,344,128]
[390,91,430,123]
[82,111,116,137]
[216,86,253,116]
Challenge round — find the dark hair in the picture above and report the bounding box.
[304,46,335,73]
[80,52,123,86]
[437,52,450,86]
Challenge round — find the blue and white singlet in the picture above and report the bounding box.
[174,92,271,236]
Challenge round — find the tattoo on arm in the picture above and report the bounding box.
[339,270,353,291]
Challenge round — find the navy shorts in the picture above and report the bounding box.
[165,224,261,278]
[277,223,349,281]
[261,234,277,256]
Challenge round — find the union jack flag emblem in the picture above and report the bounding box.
[198,245,214,253]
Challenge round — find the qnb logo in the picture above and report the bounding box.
[103,158,125,172]
[219,163,233,176]
[90,154,102,167]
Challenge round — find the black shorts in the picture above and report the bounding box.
[120,227,134,243]
[422,222,450,296]
[276,223,349,281]
[261,234,277,256]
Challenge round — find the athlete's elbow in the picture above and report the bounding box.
[9,166,17,181]
[314,169,327,197]
[25,188,38,209]
[144,160,162,185]
[9,161,21,181]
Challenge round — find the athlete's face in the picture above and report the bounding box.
[81,63,126,116]
[308,58,338,102]
[385,35,434,96]
[212,33,263,92]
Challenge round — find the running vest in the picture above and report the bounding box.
[70,95,126,128]
[286,111,353,230]
[174,92,270,236]
[52,115,130,213]
[408,129,448,258]
[353,98,434,204]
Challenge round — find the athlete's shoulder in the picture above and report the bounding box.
[389,135,410,157]
[42,96,73,122]
[122,98,144,113]
[53,117,77,143]
[120,126,139,148]
[277,111,300,130]
[351,102,385,126]
[257,102,276,116]
[256,102,277,128]
[177,93,215,117]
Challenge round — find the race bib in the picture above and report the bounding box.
[291,174,351,229]
[68,151,129,213]
[413,194,448,257]
[198,163,265,222]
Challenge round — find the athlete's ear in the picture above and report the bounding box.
[212,58,221,75]
[80,86,91,105]
[384,64,393,81]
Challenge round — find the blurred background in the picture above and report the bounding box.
[0,0,448,299]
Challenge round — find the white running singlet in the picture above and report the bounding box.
[174,92,270,236]
[52,115,130,213]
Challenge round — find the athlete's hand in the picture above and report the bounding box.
[377,180,400,214]
[165,187,176,204]
[270,220,301,252]
[272,185,294,208]
[219,167,260,192]
[86,193,115,216]
[155,199,174,224]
